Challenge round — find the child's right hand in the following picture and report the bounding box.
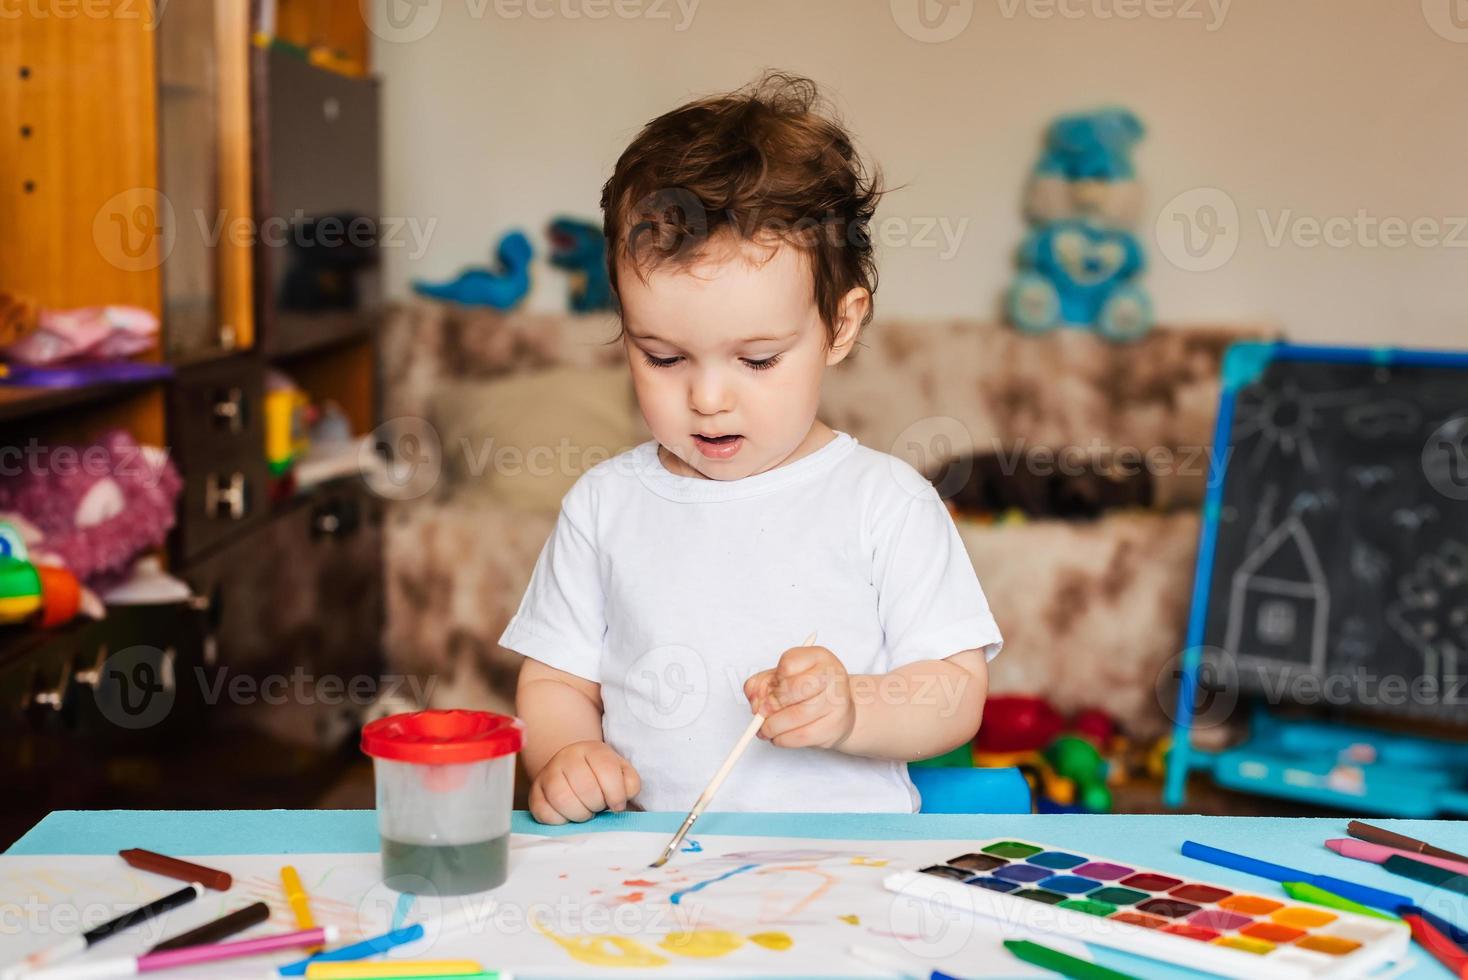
[528,740,642,825]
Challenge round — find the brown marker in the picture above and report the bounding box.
[149,901,270,951]
[1347,820,1468,865]
[119,848,233,891]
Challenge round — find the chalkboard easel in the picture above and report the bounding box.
[1166,341,1468,814]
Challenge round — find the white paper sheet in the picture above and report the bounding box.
[0,832,1087,978]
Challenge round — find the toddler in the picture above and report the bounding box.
[503,73,1002,823]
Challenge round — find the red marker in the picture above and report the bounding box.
[1401,909,1468,978]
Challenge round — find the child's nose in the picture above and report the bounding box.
[688,370,733,416]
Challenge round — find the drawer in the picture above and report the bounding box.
[168,355,269,561]
[178,479,384,749]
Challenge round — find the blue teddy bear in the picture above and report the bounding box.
[1009,108,1153,342]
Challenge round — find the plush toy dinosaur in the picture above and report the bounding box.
[547,217,614,314]
[413,230,533,310]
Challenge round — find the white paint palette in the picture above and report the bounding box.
[883,838,1410,978]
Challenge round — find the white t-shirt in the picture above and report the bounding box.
[499,431,1003,813]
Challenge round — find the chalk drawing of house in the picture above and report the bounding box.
[1225,516,1330,673]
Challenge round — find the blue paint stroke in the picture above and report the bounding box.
[669,863,758,905]
[391,891,415,930]
[682,839,702,853]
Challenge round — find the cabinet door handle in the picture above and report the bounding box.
[30,658,72,712]
[205,472,248,520]
[213,387,245,433]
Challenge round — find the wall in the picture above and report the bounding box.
[369,0,1468,346]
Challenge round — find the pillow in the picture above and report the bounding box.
[431,366,647,512]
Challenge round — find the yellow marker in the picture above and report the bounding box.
[304,962,486,979]
[280,865,318,949]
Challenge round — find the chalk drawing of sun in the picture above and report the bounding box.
[1232,382,1365,473]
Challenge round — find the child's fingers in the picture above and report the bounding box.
[622,760,642,801]
[528,779,567,825]
[775,645,828,678]
[760,696,829,741]
[587,754,628,813]
[769,665,835,712]
[767,713,838,749]
[743,670,773,709]
[547,767,598,822]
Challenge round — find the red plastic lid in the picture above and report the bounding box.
[361,710,524,764]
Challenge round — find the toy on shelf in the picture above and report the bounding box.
[265,370,313,478]
[0,429,182,591]
[972,694,1126,812]
[1007,108,1153,343]
[547,217,614,314]
[0,303,158,366]
[413,230,533,310]
[0,521,84,628]
[279,212,379,314]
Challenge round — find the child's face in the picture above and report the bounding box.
[619,234,865,480]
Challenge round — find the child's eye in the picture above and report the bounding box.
[742,354,781,371]
[642,353,683,368]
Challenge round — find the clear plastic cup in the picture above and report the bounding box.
[361,709,524,896]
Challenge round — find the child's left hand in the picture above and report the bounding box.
[743,644,856,750]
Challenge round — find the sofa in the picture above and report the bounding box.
[379,300,1262,745]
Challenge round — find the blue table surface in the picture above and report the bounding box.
[9,811,1468,979]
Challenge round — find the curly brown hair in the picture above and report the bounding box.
[600,72,884,343]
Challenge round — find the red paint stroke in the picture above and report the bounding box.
[614,891,645,904]
[621,878,657,887]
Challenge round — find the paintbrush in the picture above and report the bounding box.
[649,631,817,869]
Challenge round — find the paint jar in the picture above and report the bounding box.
[361,709,524,895]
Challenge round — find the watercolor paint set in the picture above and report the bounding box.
[883,838,1411,979]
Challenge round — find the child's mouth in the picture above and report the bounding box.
[692,433,744,459]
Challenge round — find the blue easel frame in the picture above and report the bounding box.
[1164,340,1468,808]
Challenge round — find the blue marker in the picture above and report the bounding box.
[1181,841,1412,912]
[277,924,424,976]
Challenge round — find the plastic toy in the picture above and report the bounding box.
[0,521,82,627]
[1007,108,1153,342]
[265,370,312,477]
[972,695,1124,813]
[413,230,532,310]
[547,217,613,314]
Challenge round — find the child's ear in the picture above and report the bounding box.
[825,287,870,366]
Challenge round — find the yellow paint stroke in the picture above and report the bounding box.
[750,931,793,950]
[533,919,668,968]
[839,914,860,926]
[850,857,888,867]
[658,930,745,958]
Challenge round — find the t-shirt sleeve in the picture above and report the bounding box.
[498,481,606,683]
[873,484,1003,670]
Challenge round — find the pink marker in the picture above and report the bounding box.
[1327,837,1468,879]
[24,926,337,980]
